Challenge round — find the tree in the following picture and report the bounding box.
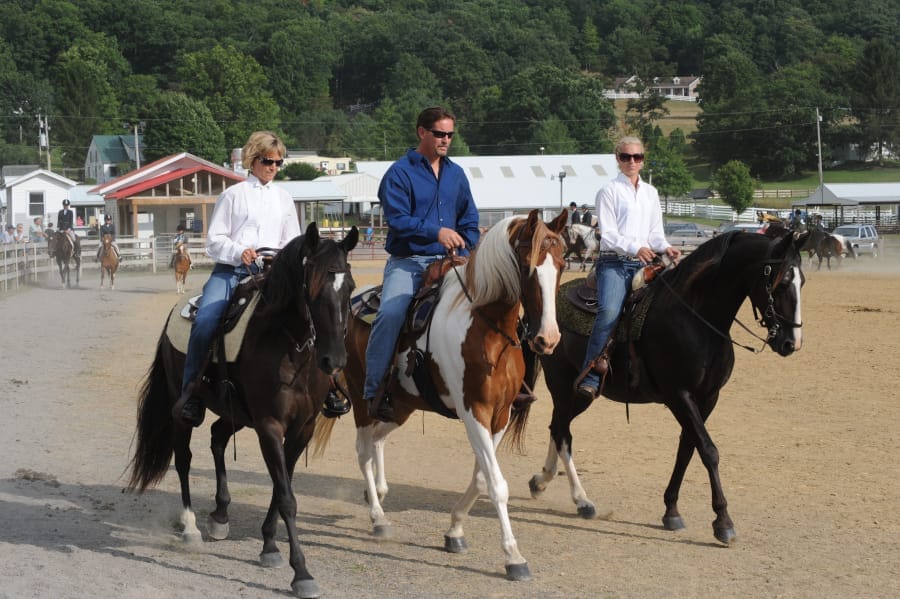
[650,144,693,202]
[176,44,280,149]
[713,160,755,215]
[279,162,322,181]
[142,92,226,164]
[624,81,671,141]
[852,39,900,162]
[50,35,127,168]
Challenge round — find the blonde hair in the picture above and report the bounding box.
[242,131,286,169]
[615,136,644,154]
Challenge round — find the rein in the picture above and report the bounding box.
[657,253,799,354]
[450,251,523,349]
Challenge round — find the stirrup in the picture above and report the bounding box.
[367,395,394,423]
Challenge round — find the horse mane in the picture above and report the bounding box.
[662,230,740,297]
[461,215,522,308]
[261,235,308,314]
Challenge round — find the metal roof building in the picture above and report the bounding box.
[356,154,620,225]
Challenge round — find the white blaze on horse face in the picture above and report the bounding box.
[790,266,803,350]
[333,273,346,324]
[533,252,561,352]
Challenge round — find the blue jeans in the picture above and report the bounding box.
[181,262,258,394]
[580,256,641,389]
[364,255,439,399]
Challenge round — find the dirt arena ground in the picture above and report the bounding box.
[1,248,898,598]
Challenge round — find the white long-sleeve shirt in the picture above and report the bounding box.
[595,172,670,257]
[206,174,302,266]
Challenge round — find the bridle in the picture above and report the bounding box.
[657,251,802,354]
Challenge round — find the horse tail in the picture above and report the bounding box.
[126,331,176,492]
[310,413,337,458]
[500,396,533,455]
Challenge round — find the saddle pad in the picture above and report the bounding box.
[166,292,261,362]
[558,279,595,336]
[351,285,381,325]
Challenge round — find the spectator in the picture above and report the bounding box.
[14,223,27,242]
[1,225,14,244]
[30,217,47,243]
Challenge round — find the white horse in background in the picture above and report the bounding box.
[563,223,600,271]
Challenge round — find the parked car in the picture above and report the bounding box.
[831,224,880,258]
[716,222,766,235]
[664,222,710,238]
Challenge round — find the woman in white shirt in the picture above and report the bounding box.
[175,131,301,427]
[576,136,681,400]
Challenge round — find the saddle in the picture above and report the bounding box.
[167,271,266,362]
[351,255,468,419]
[562,260,668,390]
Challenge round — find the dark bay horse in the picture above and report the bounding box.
[99,233,119,289]
[173,241,191,294]
[48,230,81,288]
[127,224,358,598]
[527,229,808,545]
[314,209,568,581]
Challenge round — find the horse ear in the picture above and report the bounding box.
[549,209,568,234]
[304,222,321,248]
[525,209,541,231]
[341,226,359,252]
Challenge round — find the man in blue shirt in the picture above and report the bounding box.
[359,106,480,422]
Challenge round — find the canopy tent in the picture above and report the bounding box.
[791,183,900,227]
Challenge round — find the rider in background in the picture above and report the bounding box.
[57,199,76,251]
[174,131,301,428]
[96,214,121,261]
[169,224,189,268]
[356,106,480,422]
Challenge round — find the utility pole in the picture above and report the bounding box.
[38,114,51,171]
[816,107,824,203]
[558,171,566,209]
[134,123,141,169]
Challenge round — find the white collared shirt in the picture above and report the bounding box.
[596,172,670,256]
[206,174,302,266]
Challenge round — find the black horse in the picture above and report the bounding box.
[527,229,808,545]
[127,223,358,599]
[48,230,81,288]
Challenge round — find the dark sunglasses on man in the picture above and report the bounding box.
[429,129,455,139]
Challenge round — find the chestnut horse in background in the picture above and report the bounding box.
[315,209,568,582]
[99,233,119,289]
[173,241,191,294]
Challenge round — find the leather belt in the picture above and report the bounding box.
[599,251,640,261]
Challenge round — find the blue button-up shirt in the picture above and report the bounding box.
[379,149,480,257]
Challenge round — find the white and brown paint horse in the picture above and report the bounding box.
[315,209,568,582]
[173,241,191,294]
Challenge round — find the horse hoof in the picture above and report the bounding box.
[260,550,285,568]
[714,526,737,545]
[505,562,533,582]
[528,476,545,498]
[373,524,394,539]
[207,518,229,540]
[444,535,468,553]
[182,530,202,545]
[577,503,597,519]
[662,515,686,531]
[291,578,321,599]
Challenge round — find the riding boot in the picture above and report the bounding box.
[367,393,394,423]
[322,389,351,418]
[173,381,206,427]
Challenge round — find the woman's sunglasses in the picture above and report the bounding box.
[258,157,285,167]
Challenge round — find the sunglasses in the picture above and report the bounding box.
[429,129,455,139]
[618,152,645,163]
[258,157,284,167]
